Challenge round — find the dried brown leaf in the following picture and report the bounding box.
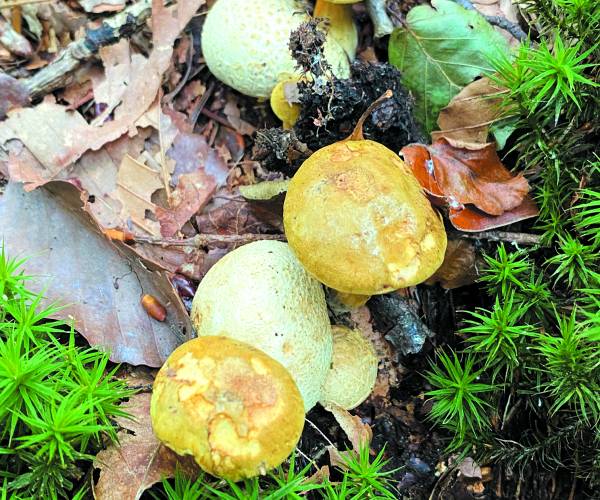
[449,196,539,232]
[0,182,191,366]
[325,403,372,453]
[94,393,199,500]
[113,154,163,236]
[402,139,537,230]
[91,39,148,120]
[156,169,216,237]
[0,73,29,120]
[0,0,204,177]
[432,77,507,148]
[458,457,483,479]
[426,239,482,289]
[224,96,257,136]
[168,132,229,187]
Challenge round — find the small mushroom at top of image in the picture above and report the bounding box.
[150,336,305,481]
[200,0,352,99]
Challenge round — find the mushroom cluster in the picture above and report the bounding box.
[151,7,448,483]
[151,241,379,481]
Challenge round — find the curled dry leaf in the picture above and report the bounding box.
[325,403,373,454]
[94,393,199,500]
[449,196,539,232]
[402,138,538,231]
[155,169,216,237]
[425,239,482,289]
[431,77,507,148]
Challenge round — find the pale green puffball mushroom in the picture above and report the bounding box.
[190,240,333,411]
[320,325,378,410]
[201,0,352,98]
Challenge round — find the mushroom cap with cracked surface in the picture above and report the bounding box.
[283,139,447,295]
[150,336,305,481]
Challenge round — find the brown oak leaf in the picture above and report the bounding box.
[401,138,537,231]
[94,393,199,500]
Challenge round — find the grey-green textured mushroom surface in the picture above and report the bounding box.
[190,240,333,411]
[201,0,351,98]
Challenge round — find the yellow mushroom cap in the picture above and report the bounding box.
[283,139,447,295]
[191,241,332,411]
[319,325,378,410]
[201,0,351,98]
[270,77,302,129]
[150,336,305,481]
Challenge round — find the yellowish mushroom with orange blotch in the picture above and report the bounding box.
[283,91,447,297]
[150,336,305,481]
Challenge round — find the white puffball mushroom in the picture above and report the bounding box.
[190,240,333,411]
[320,325,378,410]
[201,0,351,98]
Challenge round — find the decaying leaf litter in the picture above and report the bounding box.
[0,0,597,498]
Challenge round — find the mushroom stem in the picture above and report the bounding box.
[335,291,371,309]
[347,89,393,141]
[365,0,394,38]
[314,0,358,59]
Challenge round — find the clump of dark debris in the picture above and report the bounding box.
[253,21,424,176]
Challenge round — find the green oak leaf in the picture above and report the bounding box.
[388,0,510,134]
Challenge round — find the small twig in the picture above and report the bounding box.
[190,80,215,126]
[200,107,235,129]
[450,230,543,246]
[451,0,527,42]
[0,14,32,57]
[127,383,153,392]
[428,462,458,500]
[364,0,394,38]
[0,0,51,6]
[135,233,287,248]
[484,15,528,42]
[157,101,172,203]
[305,418,336,448]
[23,0,151,100]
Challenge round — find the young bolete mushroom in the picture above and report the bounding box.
[283,92,447,296]
[150,336,305,481]
[190,240,332,411]
[320,325,378,410]
[201,0,351,99]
